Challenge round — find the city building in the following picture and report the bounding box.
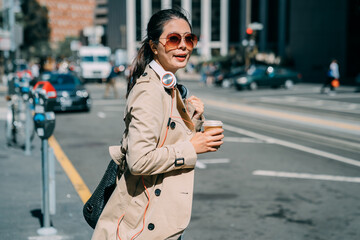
[29,0,358,83]
[94,0,109,45]
[108,0,358,83]
[37,0,96,44]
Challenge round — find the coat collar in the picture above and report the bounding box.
[144,64,161,84]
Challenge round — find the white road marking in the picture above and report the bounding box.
[224,137,264,143]
[195,161,207,169]
[28,235,70,240]
[253,170,360,183]
[348,104,357,110]
[97,112,106,118]
[196,158,231,169]
[198,158,230,164]
[259,96,360,113]
[224,124,360,168]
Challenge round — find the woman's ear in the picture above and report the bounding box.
[149,40,158,55]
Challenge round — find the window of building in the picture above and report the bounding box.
[229,0,240,46]
[96,14,107,19]
[172,0,182,10]
[192,0,201,38]
[98,4,107,8]
[136,0,142,41]
[211,0,221,41]
[152,0,161,14]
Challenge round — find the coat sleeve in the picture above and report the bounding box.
[126,81,197,176]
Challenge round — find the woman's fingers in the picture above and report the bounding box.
[204,128,224,136]
[188,96,204,113]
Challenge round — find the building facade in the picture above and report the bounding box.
[122,0,229,64]
[94,0,108,45]
[113,0,358,83]
[38,0,95,43]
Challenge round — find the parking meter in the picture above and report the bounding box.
[19,74,31,101]
[7,76,16,96]
[32,82,57,139]
[32,81,58,235]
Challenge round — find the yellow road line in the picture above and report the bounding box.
[48,136,91,204]
[204,99,360,131]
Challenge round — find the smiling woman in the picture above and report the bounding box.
[91,8,224,240]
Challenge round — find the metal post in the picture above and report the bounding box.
[24,101,32,155]
[49,147,56,215]
[37,139,57,236]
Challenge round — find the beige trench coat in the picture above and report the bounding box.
[91,65,203,240]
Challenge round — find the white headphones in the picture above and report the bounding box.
[149,60,177,89]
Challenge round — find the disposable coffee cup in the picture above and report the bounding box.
[203,120,223,132]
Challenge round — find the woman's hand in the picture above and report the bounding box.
[187,96,204,119]
[190,128,224,154]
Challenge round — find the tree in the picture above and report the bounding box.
[20,0,51,59]
[56,37,79,60]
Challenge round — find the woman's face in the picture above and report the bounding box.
[153,18,193,73]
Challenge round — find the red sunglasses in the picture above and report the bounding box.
[159,32,198,51]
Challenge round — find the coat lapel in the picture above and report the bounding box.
[175,88,194,131]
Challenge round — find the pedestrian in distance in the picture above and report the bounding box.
[91,8,224,240]
[199,62,208,86]
[103,61,119,99]
[321,59,340,95]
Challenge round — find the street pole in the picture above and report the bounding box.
[37,139,57,236]
[24,100,32,155]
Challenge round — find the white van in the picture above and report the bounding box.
[79,46,112,82]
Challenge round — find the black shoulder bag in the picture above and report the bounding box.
[83,159,119,229]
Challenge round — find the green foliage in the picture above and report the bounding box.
[21,0,51,58]
[55,37,79,59]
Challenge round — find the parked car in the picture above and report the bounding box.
[214,66,247,88]
[40,72,91,112]
[233,65,302,91]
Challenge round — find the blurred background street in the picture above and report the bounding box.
[1,0,360,239]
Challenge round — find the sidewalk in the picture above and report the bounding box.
[0,86,93,239]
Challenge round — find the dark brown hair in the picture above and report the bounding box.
[126,8,192,97]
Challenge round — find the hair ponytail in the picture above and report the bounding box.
[126,39,153,97]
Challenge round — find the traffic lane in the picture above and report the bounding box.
[203,105,360,161]
[53,98,126,192]
[187,129,360,240]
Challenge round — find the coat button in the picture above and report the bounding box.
[142,72,148,77]
[170,121,176,129]
[148,223,155,230]
[182,108,186,113]
[155,189,161,196]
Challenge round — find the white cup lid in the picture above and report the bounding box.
[203,120,223,127]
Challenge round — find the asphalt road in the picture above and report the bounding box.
[53,79,360,240]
